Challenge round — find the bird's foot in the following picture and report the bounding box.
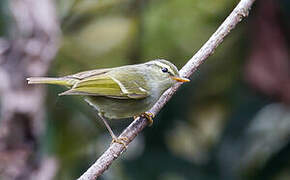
[111,136,129,149]
[140,112,155,127]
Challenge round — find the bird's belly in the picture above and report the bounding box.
[87,96,156,119]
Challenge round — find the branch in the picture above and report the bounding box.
[77,0,256,179]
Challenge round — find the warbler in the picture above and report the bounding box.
[27,59,190,146]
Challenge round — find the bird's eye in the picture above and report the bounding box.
[161,67,168,73]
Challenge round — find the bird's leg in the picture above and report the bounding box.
[134,112,155,127]
[84,98,128,148]
[97,113,128,148]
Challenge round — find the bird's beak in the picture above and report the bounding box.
[171,76,190,82]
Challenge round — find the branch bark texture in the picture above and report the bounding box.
[77,0,256,179]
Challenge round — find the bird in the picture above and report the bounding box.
[27,59,190,147]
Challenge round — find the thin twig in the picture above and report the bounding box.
[77,0,256,179]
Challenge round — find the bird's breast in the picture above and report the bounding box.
[87,95,158,119]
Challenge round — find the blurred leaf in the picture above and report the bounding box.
[239,103,290,176]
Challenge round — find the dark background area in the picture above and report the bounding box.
[1,0,290,180]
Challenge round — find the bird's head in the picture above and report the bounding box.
[145,59,190,91]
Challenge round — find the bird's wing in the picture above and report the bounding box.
[60,68,149,99]
[65,68,111,80]
[108,68,150,99]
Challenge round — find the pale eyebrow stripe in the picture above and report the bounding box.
[154,61,174,75]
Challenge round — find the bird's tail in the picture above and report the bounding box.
[27,77,76,87]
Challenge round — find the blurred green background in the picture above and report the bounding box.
[1,0,290,179]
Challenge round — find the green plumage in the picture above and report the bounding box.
[27,59,188,119]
